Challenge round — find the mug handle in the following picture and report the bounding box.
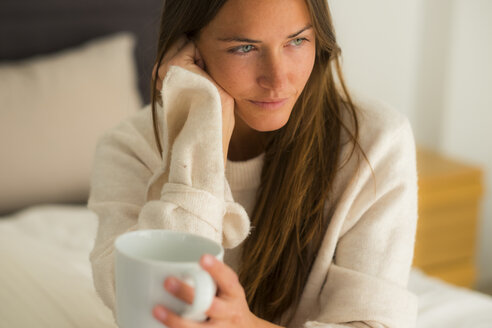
[180,269,216,321]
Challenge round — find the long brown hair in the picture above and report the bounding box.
[150,0,364,324]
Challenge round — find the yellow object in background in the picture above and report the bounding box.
[413,147,484,288]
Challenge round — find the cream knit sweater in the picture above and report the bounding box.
[88,65,419,328]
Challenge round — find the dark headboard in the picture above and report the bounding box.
[0,0,162,104]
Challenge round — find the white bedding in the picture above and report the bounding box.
[0,205,116,328]
[1,205,491,328]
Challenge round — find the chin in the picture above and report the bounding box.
[238,108,291,132]
[235,99,294,132]
[251,118,289,132]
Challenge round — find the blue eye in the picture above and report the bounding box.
[228,44,255,55]
[290,37,308,46]
[228,37,309,56]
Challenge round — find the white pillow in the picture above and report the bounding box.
[0,32,143,214]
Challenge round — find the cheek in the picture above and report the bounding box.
[291,47,316,91]
[204,55,251,98]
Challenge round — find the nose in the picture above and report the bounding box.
[257,50,288,92]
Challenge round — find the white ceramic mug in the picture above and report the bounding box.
[114,229,224,328]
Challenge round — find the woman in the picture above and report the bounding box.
[88,0,419,327]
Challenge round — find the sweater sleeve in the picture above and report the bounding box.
[302,117,419,328]
[87,65,250,314]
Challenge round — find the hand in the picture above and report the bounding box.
[152,35,235,166]
[152,254,261,328]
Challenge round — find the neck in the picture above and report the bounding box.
[228,114,266,162]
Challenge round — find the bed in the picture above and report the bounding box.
[1,1,492,327]
[1,205,492,327]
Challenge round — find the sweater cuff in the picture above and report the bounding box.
[161,182,224,233]
[222,177,251,248]
[160,181,251,249]
[223,201,250,249]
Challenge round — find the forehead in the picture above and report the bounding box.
[203,0,312,39]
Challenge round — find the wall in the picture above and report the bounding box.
[328,0,422,124]
[328,0,492,288]
[439,0,492,289]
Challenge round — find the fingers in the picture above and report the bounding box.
[152,35,187,73]
[153,305,201,328]
[158,258,247,323]
[200,254,244,299]
[163,275,229,320]
[164,276,194,305]
[162,275,238,321]
[205,297,230,319]
[161,35,189,65]
[170,40,197,66]
[152,35,190,91]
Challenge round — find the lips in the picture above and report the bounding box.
[248,98,288,110]
[253,98,288,103]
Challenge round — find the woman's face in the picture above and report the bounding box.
[195,0,316,133]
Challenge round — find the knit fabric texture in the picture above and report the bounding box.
[88,65,419,328]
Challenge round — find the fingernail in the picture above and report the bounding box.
[166,277,179,292]
[154,306,167,320]
[202,254,214,267]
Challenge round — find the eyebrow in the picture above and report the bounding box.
[217,24,313,43]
